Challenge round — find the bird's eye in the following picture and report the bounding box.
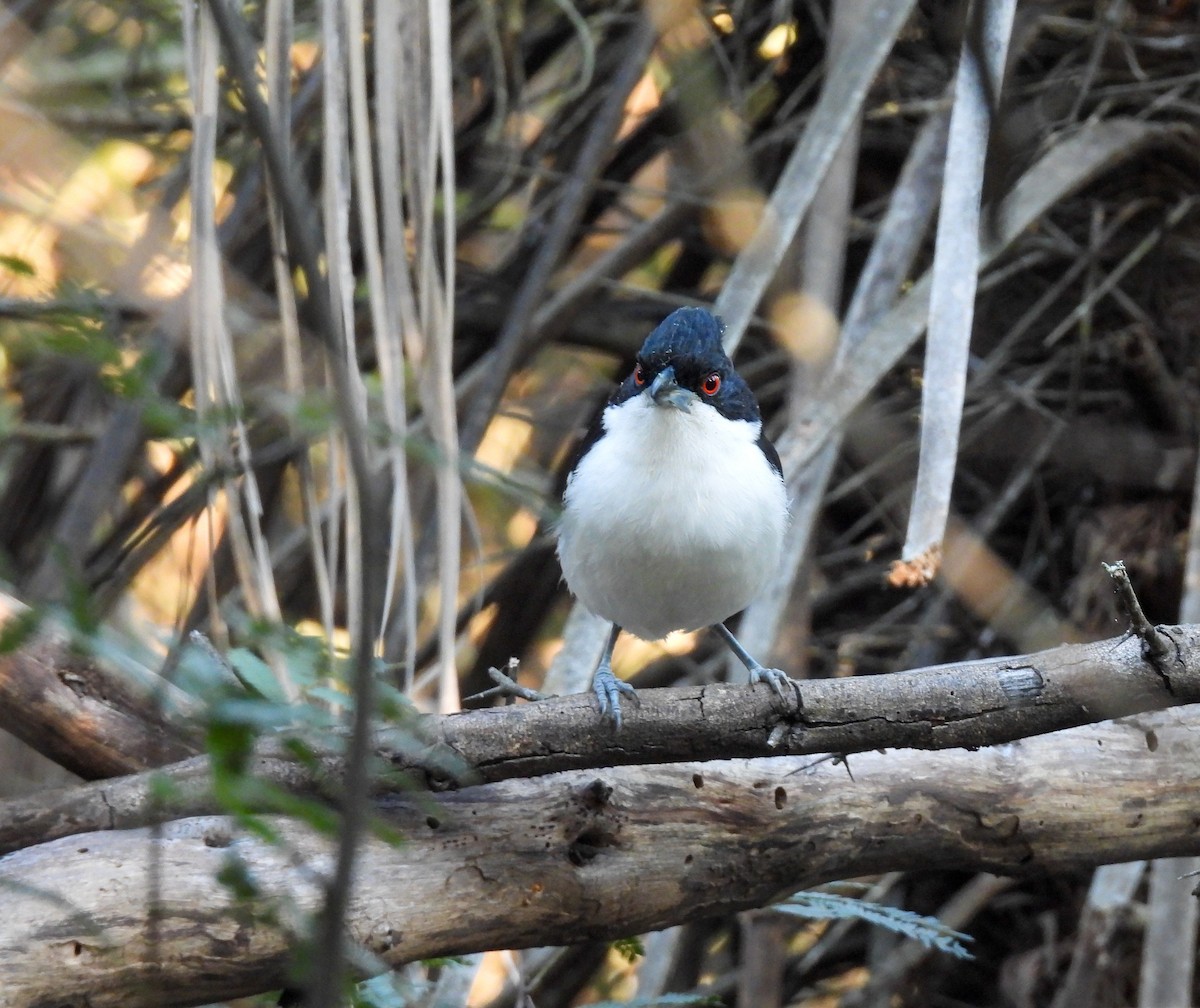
[701,372,721,395]
[633,363,646,386]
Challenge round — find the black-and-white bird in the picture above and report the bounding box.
[557,305,792,727]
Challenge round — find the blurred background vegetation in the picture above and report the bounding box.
[2,0,1200,1004]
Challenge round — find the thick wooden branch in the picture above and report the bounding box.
[2,624,1198,856]
[438,623,1199,771]
[2,707,1197,1008]
[0,594,200,778]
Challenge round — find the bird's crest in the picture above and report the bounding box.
[639,306,728,365]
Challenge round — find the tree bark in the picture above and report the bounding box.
[3,621,1199,856]
[0,593,200,779]
[1,706,1197,1008]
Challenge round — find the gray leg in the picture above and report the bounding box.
[712,623,793,699]
[592,624,639,728]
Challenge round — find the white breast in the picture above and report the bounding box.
[557,394,788,641]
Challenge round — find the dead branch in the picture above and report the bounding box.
[1,707,1196,1008]
[3,622,1200,857]
[0,596,200,779]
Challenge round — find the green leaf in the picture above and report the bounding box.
[612,935,644,963]
[279,736,321,771]
[774,891,974,959]
[216,852,260,901]
[207,718,256,776]
[589,995,722,1008]
[353,972,415,1007]
[250,782,339,836]
[368,815,406,848]
[147,771,184,805]
[0,254,35,277]
[227,647,286,702]
[306,684,351,711]
[0,608,40,653]
[62,562,100,637]
[139,396,191,439]
[376,680,416,721]
[211,696,299,732]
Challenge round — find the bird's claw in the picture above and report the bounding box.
[592,665,639,729]
[750,665,794,701]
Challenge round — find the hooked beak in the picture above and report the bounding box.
[648,365,693,412]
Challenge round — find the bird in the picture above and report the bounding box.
[556,305,792,727]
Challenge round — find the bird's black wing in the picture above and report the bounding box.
[561,407,606,490]
[757,430,783,479]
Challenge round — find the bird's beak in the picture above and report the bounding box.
[648,365,692,412]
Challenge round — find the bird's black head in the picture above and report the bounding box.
[611,306,762,423]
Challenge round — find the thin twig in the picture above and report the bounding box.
[1102,560,1173,668]
[198,3,388,1004]
[465,660,548,705]
[458,15,658,455]
[0,421,97,445]
[900,0,1017,575]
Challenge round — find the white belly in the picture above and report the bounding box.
[557,395,787,641]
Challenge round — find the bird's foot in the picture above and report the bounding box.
[712,624,798,703]
[466,660,549,706]
[593,663,639,729]
[749,664,796,702]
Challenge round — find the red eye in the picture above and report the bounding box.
[701,372,721,395]
[633,363,646,386]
